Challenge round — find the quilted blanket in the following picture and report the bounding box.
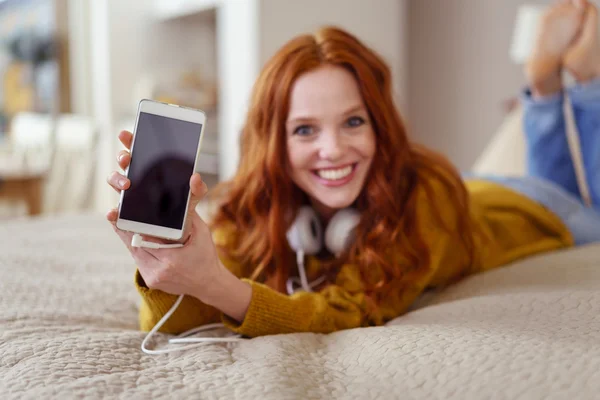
[1,213,599,399]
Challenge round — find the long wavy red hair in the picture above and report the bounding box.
[210,26,476,301]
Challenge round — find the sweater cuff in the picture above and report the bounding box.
[221,279,313,337]
[134,269,179,316]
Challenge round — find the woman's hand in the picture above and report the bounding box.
[105,130,226,302]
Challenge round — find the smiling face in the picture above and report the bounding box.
[286,65,376,221]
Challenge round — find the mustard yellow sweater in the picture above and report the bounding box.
[134,179,574,338]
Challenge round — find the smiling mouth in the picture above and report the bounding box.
[312,163,357,181]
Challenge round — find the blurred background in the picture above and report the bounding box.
[0,0,588,220]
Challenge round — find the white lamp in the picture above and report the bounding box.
[510,5,546,64]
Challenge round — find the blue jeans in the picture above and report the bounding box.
[472,78,600,246]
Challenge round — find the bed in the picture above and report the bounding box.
[2,109,600,399]
[1,210,599,399]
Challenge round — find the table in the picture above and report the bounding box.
[0,173,45,216]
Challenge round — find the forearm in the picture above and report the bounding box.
[199,263,253,323]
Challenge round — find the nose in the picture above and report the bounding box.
[317,130,344,161]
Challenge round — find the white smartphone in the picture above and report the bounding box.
[116,99,207,241]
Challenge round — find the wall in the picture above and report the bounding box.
[81,0,218,212]
[216,0,259,181]
[215,0,408,181]
[408,0,555,170]
[260,0,408,112]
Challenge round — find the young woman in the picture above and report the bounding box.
[107,0,600,338]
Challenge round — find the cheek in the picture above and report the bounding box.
[287,142,312,174]
[359,128,377,160]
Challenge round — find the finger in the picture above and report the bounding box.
[107,171,130,193]
[117,150,131,170]
[109,220,162,264]
[106,207,118,223]
[187,211,204,245]
[118,130,134,150]
[110,221,134,251]
[188,173,208,220]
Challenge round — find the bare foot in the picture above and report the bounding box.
[564,3,600,82]
[526,0,586,96]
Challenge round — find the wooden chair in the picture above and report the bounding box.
[0,112,97,216]
[0,112,54,216]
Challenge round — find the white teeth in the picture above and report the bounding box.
[317,165,353,181]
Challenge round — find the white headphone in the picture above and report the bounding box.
[284,206,360,295]
[286,206,361,257]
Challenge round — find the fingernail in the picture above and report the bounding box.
[119,178,127,187]
[118,153,124,162]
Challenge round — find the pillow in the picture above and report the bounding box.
[471,106,526,176]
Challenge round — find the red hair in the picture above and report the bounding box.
[210,26,476,302]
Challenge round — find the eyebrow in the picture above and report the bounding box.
[286,104,366,125]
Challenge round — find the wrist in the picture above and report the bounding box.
[192,260,228,303]
[195,262,252,323]
[571,66,600,83]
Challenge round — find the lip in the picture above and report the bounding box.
[311,163,358,187]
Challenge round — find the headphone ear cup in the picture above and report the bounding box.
[324,208,360,256]
[286,206,323,255]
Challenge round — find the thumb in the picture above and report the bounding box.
[188,173,208,216]
[181,173,208,241]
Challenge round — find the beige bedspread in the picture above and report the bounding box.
[1,213,599,399]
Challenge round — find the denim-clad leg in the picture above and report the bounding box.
[466,78,600,246]
[521,89,580,199]
[568,79,600,207]
[521,78,600,208]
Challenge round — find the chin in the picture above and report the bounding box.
[311,189,361,211]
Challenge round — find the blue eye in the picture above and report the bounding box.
[293,125,314,136]
[347,116,365,128]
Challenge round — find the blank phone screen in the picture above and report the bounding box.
[119,112,202,230]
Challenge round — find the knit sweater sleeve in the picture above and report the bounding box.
[219,271,435,337]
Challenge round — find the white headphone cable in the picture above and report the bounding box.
[131,234,245,355]
[285,250,326,295]
[132,233,324,353]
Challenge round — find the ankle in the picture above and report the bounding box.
[532,81,563,98]
[570,65,600,83]
[527,66,563,97]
